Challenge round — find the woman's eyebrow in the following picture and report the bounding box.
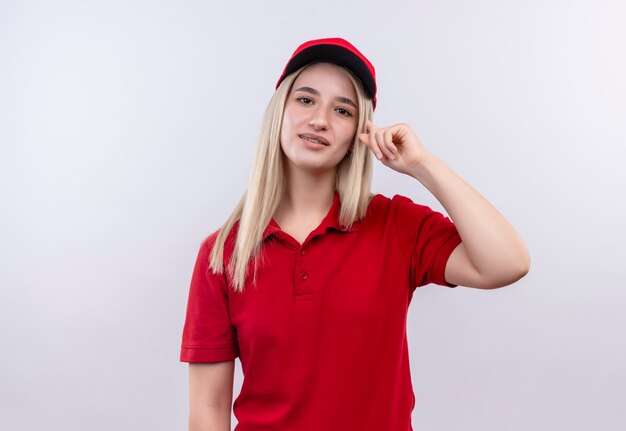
[294,86,320,97]
[336,96,357,109]
[294,86,357,109]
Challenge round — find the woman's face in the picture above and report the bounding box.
[280,62,359,175]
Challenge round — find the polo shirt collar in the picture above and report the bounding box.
[262,191,360,242]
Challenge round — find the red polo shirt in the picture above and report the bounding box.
[181,192,462,430]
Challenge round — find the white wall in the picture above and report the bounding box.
[1,0,624,429]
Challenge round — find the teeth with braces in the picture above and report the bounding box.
[300,135,326,145]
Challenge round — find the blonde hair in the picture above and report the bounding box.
[209,63,374,293]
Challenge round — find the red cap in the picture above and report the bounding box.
[276,37,377,110]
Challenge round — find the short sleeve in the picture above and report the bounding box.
[180,236,239,362]
[391,194,462,290]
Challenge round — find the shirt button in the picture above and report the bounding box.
[301,271,308,280]
[300,249,305,256]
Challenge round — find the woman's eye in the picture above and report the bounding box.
[336,107,353,117]
[297,97,312,104]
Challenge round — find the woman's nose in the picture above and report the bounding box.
[308,108,329,130]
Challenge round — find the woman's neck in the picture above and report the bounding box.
[275,166,336,223]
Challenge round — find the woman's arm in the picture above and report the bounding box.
[359,122,530,289]
[188,361,235,431]
[407,152,530,289]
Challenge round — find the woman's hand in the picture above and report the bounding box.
[358,121,429,176]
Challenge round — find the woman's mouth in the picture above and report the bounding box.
[299,134,329,146]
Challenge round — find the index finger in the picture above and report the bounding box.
[366,120,379,132]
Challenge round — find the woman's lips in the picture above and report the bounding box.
[299,134,329,146]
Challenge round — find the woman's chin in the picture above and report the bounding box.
[286,159,340,176]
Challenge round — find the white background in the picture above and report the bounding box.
[1,0,625,429]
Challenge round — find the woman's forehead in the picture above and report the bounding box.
[292,63,357,97]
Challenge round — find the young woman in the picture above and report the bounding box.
[181,38,530,431]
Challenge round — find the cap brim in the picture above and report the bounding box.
[281,44,377,101]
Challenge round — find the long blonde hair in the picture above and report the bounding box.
[209,63,374,293]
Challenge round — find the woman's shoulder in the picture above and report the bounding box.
[199,220,241,255]
[363,192,439,224]
[367,192,419,211]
